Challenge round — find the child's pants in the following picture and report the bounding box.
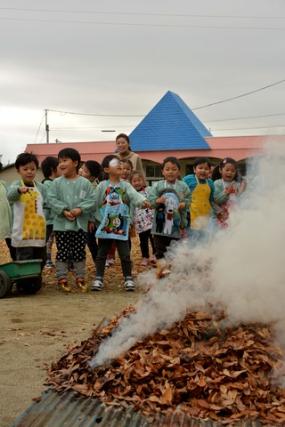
[153,235,178,260]
[5,238,16,261]
[46,224,54,263]
[54,230,87,279]
[86,228,98,263]
[139,229,154,258]
[189,228,209,243]
[96,239,132,280]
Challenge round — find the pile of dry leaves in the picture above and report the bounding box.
[47,306,285,425]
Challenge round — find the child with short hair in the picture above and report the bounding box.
[148,157,191,261]
[48,148,96,292]
[41,156,60,268]
[79,160,103,263]
[183,157,215,240]
[120,159,133,181]
[7,153,46,263]
[105,158,133,267]
[79,160,103,185]
[130,171,155,266]
[214,157,246,228]
[92,155,149,291]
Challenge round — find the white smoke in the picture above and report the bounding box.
[90,142,285,368]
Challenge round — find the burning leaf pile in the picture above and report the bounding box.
[47,306,285,425]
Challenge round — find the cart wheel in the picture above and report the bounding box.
[0,270,12,298]
[16,277,42,295]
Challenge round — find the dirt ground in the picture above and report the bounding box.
[0,239,149,427]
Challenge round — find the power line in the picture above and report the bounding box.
[47,109,143,118]
[1,16,285,30]
[192,79,285,111]
[48,112,285,129]
[48,110,285,123]
[50,123,285,133]
[45,79,285,131]
[206,112,285,122]
[33,114,45,143]
[213,124,285,131]
[1,7,285,20]
[51,127,131,131]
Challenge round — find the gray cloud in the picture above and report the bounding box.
[1,0,285,164]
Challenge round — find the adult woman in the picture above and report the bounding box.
[115,133,145,176]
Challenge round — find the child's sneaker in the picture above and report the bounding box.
[58,278,71,292]
[150,255,157,266]
[76,277,88,293]
[140,258,149,267]
[124,278,135,291]
[91,279,104,291]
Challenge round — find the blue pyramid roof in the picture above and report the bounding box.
[130,91,211,152]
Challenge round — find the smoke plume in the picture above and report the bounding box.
[90,142,285,368]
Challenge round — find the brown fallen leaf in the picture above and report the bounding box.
[46,307,285,425]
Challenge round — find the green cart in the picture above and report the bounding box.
[0,260,42,298]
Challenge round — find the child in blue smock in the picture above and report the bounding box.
[91,155,149,292]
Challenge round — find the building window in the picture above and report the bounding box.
[145,164,162,185]
[185,164,194,174]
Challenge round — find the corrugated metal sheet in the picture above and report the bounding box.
[11,389,265,427]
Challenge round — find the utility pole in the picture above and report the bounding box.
[45,109,50,143]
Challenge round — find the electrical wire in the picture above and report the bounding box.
[51,124,285,133]
[50,127,131,131]
[192,79,285,111]
[47,110,285,123]
[33,114,45,143]
[47,109,143,118]
[0,7,285,20]
[213,124,285,131]
[205,112,285,122]
[47,79,285,119]
[0,16,285,30]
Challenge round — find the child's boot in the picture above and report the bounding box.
[76,277,88,293]
[58,278,71,292]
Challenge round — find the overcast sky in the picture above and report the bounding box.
[0,0,285,165]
